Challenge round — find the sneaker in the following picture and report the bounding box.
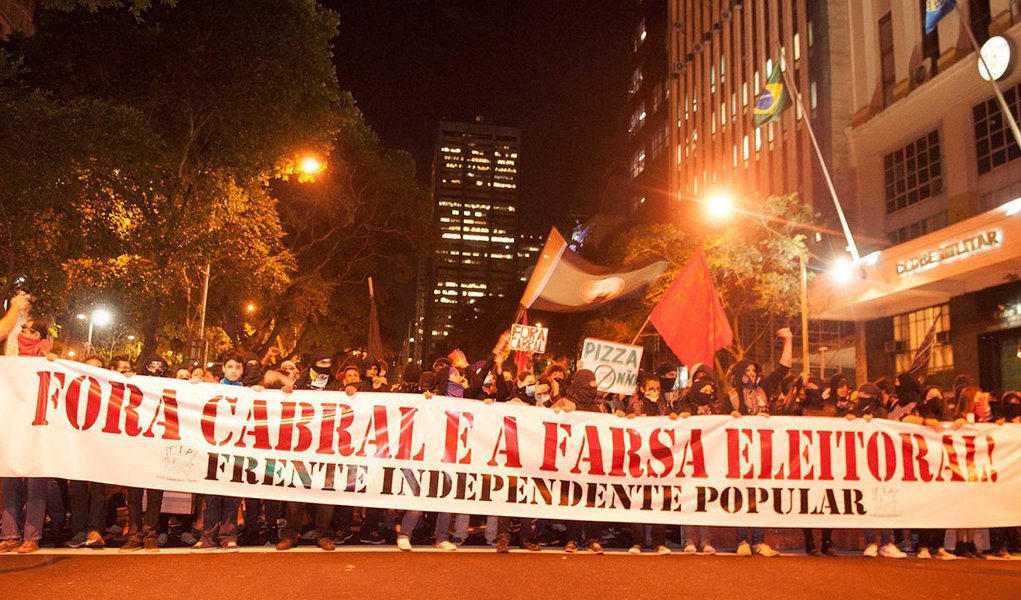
[16,541,39,554]
[936,547,958,561]
[64,532,89,548]
[822,544,837,557]
[275,537,296,551]
[179,531,198,546]
[317,537,335,551]
[863,543,878,558]
[521,540,541,552]
[656,545,672,555]
[587,541,604,555]
[435,540,458,551]
[991,548,1011,559]
[397,536,412,552]
[120,536,144,553]
[564,541,578,553]
[0,539,22,553]
[85,530,105,549]
[880,543,907,559]
[143,537,160,553]
[361,530,385,545]
[333,530,353,545]
[736,541,752,557]
[190,541,218,553]
[495,536,510,554]
[683,544,697,554]
[806,546,821,557]
[916,548,932,559]
[754,543,780,557]
[222,541,240,553]
[701,545,716,555]
[105,524,123,535]
[157,533,168,547]
[628,544,642,555]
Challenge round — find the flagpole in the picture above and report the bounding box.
[629,314,652,346]
[952,5,1021,152]
[774,42,861,265]
[799,246,809,376]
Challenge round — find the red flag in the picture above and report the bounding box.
[650,248,733,368]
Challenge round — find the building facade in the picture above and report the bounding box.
[0,0,35,38]
[414,120,521,362]
[811,1,1021,391]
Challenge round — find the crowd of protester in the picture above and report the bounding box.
[1,294,1019,558]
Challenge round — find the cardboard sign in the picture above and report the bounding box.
[508,324,549,354]
[577,337,643,395]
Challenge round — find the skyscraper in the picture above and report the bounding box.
[414,120,521,362]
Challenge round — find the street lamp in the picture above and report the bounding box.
[829,257,856,284]
[81,308,113,353]
[299,155,324,176]
[246,303,256,313]
[705,193,734,220]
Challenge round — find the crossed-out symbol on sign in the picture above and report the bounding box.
[594,364,616,390]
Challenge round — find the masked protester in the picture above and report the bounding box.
[295,350,339,391]
[827,373,854,416]
[656,363,680,407]
[725,328,793,558]
[624,375,671,556]
[241,353,263,387]
[990,391,1021,557]
[678,363,723,417]
[852,383,906,559]
[393,363,422,393]
[119,354,174,553]
[793,374,838,557]
[0,311,50,554]
[888,372,923,421]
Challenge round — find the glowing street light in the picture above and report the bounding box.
[829,257,857,284]
[705,193,734,220]
[246,303,256,313]
[299,155,324,176]
[83,308,113,353]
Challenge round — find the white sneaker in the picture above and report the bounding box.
[683,544,698,554]
[737,541,752,556]
[628,545,642,555]
[702,544,716,555]
[754,543,780,557]
[656,545,672,555]
[863,543,878,558]
[435,540,457,551]
[917,548,932,559]
[880,543,907,559]
[935,547,957,560]
[397,536,412,552]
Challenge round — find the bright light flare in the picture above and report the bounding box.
[246,303,256,313]
[91,308,113,327]
[299,156,324,175]
[830,258,856,283]
[705,193,734,220]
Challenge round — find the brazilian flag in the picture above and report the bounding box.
[753,63,789,128]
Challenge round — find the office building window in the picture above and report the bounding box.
[892,305,953,375]
[974,84,1021,174]
[879,12,895,107]
[883,130,943,213]
[887,211,947,244]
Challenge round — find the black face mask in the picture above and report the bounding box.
[242,361,263,386]
[693,386,716,406]
[660,377,676,392]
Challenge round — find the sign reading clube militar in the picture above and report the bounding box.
[507,324,548,354]
[2,357,1020,528]
[577,338,643,396]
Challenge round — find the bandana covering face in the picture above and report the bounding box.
[17,333,50,357]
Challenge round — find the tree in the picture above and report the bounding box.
[17,0,350,355]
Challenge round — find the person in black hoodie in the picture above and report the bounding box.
[555,369,606,554]
[393,363,422,393]
[120,354,172,553]
[677,363,724,417]
[295,349,340,391]
[799,375,839,557]
[726,328,792,557]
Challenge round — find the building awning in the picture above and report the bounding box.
[809,201,1021,321]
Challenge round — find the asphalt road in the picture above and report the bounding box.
[1,548,1019,599]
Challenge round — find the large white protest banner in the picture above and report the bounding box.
[1,358,1019,528]
[577,338,643,396]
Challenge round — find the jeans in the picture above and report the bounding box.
[281,502,334,542]
[126,487,163,540]
[863,529,894,546]
[736,527,764,546]
[630,523,666,548]
[199,495,241,546]
[683,525,714,548]
[435,513,469,543]
[69,480,106,535]
[1,478,47,542]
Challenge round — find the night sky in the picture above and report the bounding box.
[324,0,632,234]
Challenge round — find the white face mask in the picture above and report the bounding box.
[644,390,661,401]
[535,393,551,406]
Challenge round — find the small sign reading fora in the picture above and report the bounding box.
[508,324,549,354]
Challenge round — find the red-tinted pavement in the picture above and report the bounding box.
[1,548,1019,599]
